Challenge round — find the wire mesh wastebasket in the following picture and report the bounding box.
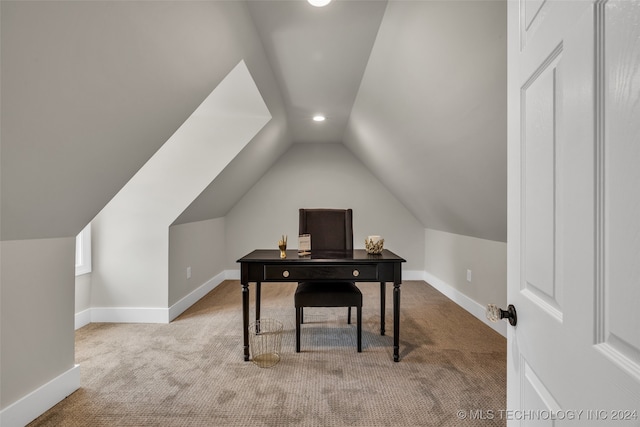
[248,318,283,368]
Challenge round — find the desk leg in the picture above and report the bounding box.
[242,282,250,361]
[255,281,261,324]
[393,282,401,362]
[380,282,386,336]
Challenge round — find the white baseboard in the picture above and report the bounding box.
[90,306,170,324]
[74,308,91,330]
[0,364,80,427]
[423,270,507,338]
[75,271,232,328]
[168,271,228,321]
[73,269,504,337]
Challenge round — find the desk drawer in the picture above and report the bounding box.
[264,264,378,281]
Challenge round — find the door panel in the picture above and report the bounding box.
[522,46,563,318]
[522,358,562,427]
[596,0,640,381]
[523,0,546,34]
[508,0,640,424]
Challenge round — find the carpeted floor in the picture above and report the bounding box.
[29,280,506,426]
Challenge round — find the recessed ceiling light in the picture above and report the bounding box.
[313,115,326,122]
[308,0,332,7]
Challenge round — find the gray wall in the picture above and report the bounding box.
[169,218,227,307]
[225,143,425,271]
[75,274,91,315]
[1,238,75,408]
[424,228,507,310]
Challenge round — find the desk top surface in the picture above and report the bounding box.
[237,249,406,263]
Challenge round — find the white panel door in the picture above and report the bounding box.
[507,0,640,425]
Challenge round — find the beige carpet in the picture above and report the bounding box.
[29,280,506,426]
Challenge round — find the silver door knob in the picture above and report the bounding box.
[282,270,290,278]
[352,269,359,277]
[486,304,517,326]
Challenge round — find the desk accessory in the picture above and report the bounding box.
[278,235,287,258]
[365,235,384,254]
[298,234,311,255]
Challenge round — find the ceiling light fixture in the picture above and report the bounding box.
[307,0,332,7]
[313,115,326,122]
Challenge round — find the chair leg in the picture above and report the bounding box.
[347,306,352,324]
[296,307,301,353]
[300,307,304,324]
[357,306,362,353]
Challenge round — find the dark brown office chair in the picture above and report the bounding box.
[295,208,362,353]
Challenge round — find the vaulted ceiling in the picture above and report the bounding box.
[178,0,507,241]
[1,0,506,242]
[247,0,388,144]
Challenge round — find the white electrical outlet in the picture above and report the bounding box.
[466,269,472,282]
[187,266,192,279]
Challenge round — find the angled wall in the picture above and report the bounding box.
[344,0,507,242]
[91,61,271,312]
[1,1,270,241]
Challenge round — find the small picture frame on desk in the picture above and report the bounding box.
[298,234,311,255]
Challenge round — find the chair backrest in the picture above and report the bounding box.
[299,208,353,251]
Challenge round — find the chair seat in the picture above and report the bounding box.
[295,281,363,353]
[295,281,362,307]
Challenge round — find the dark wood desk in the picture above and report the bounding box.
[237,249,406,362]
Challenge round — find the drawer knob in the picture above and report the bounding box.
[353,269,359,277]
[283,270,290,278]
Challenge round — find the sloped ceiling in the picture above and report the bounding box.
[181,0,507,241]
[345,0,507,241]
[2,0,506,243]
[1,1,290,240]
